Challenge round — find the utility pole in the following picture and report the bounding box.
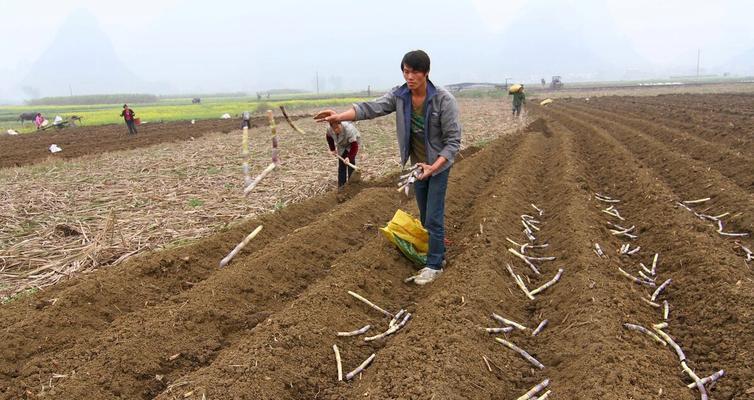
[316,71,320,95]
[696,49,700,78]
[69,84,73,97]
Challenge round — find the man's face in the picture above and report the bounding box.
[330,122,342,134]
[402,65,428,90]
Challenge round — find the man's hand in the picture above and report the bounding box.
[330,150,338,157]
[314,109,337,123]
[416,163,434,180]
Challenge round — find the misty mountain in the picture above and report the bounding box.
[20,9,169,97]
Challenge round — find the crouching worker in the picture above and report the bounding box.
[324,117,360,188]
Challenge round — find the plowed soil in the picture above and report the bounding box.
[2,94,754,399]
[0,115,305,169]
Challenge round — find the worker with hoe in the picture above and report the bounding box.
[510,84,526,117]
[315,49,462,285]
[120,104,138,135]
[320,117,361,188]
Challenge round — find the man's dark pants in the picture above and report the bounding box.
[413,167,450,270]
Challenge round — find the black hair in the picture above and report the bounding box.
[400,50,430,73]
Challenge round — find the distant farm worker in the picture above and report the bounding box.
[241,110,251,129]
[322,116,360,188]
[120,104,137,135]
[315,49,462,285]
[510,84,526,117]
[34,113,44,130]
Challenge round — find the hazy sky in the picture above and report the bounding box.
[0,0,752,100]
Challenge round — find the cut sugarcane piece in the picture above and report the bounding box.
[508,248,541,275]
[531,203,544,216]
[638,270,655,282]
[663,300,670,320]
[333,345,343,381]
[389,310,406,328]
[651,254,659,275]
[651,279,672,302]
[345,353,376,381]
[492,313,528,331]
[653,322,668,330]
[653,328,686,362]
[641,297,662,308]
[506,263,534,300]
[529,269,564,296]
[364,313,411,342]
[534,390,552,399]
[532,319,548,336]
[486,326,514,334]
[623,323,667,346]
[594,243,606,258]
[279,105,306,134]
[244,162,277,195]
[683,197,711,205]
[337,325,371,337]
[686,370,724,389]
[348,291,393,317]
[681,361,709,400]
[219,225,264,267]
[618,267,656,287]
[516,378,550,400]
[495,338,544,369]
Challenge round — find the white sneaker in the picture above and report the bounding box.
[413,267,443,285]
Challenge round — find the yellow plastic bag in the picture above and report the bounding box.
[508,84,523,94]
[380,210,428,265]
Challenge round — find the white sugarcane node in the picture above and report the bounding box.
[686,370,725,389]
[523,218,540,231]
[486,326,514,334]
[532,319,548,336]
[534,389,552,399]
[219,225,264,267]
[516,378,550,400]
[495,338,544,369]
[525,255,556,262]
[681,361,708,400]
[333,344,343,381]
[337,325,372,337]
[243,162,277,195]
[530,269,564,296]
[524,230,537,242]
[653,328,686,362]
[712,212,730,219]
[663,300,669,320]
[506,263,534,300]
[492,313,528,331]
[677,201,694,212]
[683,197,711,204]
[509,248,541,275]
[348,291,393,318]
[345,353,376,381]
[623,323,667,346]
[651,279,672,302]
[628,245,641,255]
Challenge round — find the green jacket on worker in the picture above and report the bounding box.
[511,91,526,107]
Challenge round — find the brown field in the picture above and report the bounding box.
[1,92,753,399]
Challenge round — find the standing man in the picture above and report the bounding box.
[510,85,526,117]
[120,104,137,135]
[315,50,462,285]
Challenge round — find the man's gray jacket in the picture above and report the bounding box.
[352,80,462,174]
